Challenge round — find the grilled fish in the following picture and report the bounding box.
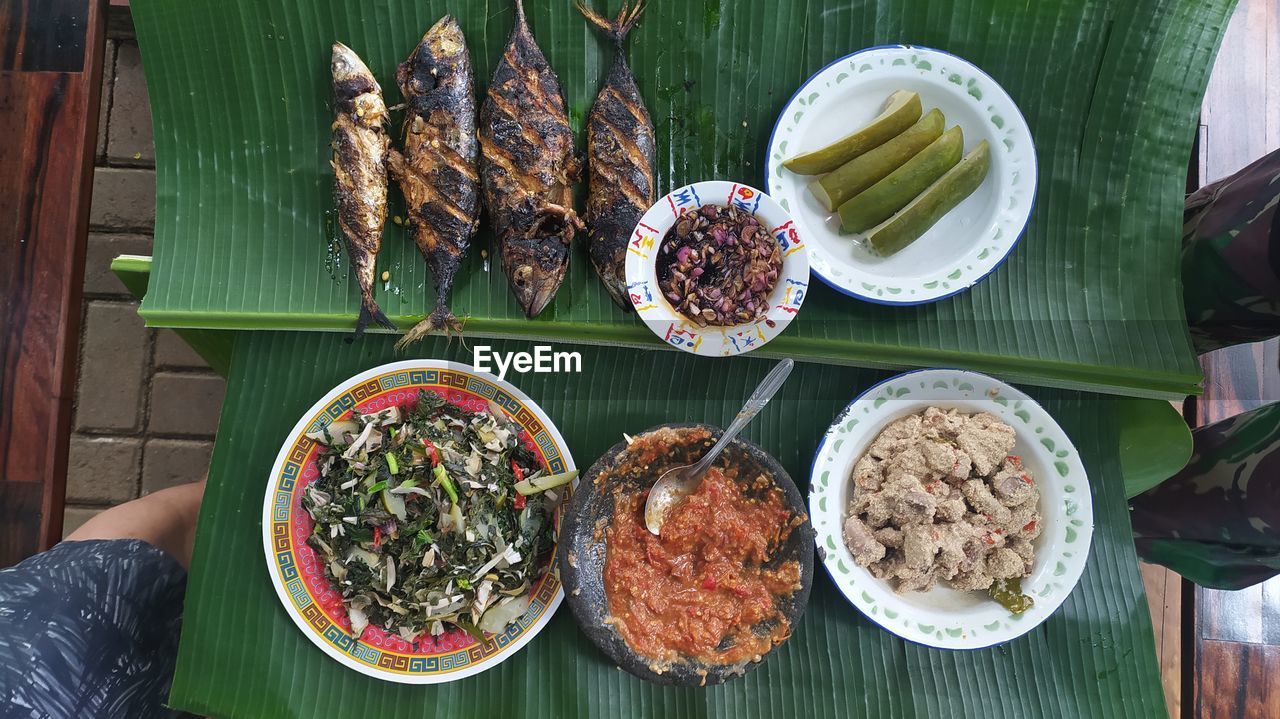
[331,42,395,337]
[578,0,654,310]
[388,16,479,347]
[479,0,584,318]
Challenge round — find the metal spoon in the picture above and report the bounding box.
[644,358,795,535]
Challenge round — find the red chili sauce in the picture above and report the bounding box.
[604,465,801,666]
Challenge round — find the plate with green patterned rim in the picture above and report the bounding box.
[262,360,574,683]
[808,369,1092,649]
[764,46,1036,305]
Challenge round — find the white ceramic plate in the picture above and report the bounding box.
[262,360,574,683]
[624,180,810,357]
[809,369,1093,649]
[765,46,1036,305]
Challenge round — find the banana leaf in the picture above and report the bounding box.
[129,0,1232,399]
[111,255,234,375]
[169,331,1168,718]
[114,253,1189,497]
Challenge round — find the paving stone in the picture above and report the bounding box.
[74,301,149,432]
[149,373,226,436]
[66,435,141,504]
[89,167,155,230]
[154,330,209,369]
[142,438,214,494]
[106,42,154,165]
[62,506,105,539]
[96,40,116,161]
[84,232,151,296]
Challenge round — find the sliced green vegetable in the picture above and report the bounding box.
[784,90,922,174]
[434,465,458,504]
[867,140,991,255]
[299,387,553,646]
[838,125,964,233]
[380,490,407,522]
[811,108,945,212]
[514,469,579,496]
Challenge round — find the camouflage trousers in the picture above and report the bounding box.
[1130,149,1280,590]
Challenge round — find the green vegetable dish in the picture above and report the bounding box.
[301,390,577,642]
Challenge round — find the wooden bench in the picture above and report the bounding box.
[0,0,106,565]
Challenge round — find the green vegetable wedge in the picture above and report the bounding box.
[810,108,945,212]
[783,90,921,174]
[839,125,964,233]
[868,140,992,255]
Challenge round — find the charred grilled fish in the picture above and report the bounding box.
[479,0,584,318]
[331,42,395,337]
[578,0,654,310]
[388,16,479,347]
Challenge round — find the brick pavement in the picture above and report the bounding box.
[65,10,225,536]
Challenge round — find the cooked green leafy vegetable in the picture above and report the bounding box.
[301,390,562,641]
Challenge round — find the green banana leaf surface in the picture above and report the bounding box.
[115,252,1191,497]
[130,0,1232,398]
[170,331,1167,718]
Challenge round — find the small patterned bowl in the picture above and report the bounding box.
[623,181,810,357]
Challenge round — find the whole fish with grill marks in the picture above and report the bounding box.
[479,0,584,318]
[578,0,654,311]
[388,16,479,348]
[331,42,396,338]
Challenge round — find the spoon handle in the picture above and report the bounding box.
[692,358,795,476]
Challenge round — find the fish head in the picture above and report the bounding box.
[505,236,570,318]
[425,16,466,57]
[397,17,466,100]
[332,43,386,124]
[331,42,375,84]
[598,272,630,310]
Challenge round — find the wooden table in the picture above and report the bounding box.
[0,0,106,566]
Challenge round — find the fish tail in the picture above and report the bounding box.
[394,303,463,351]
[618,0,647,42]
[353,295,397,340]
[577,0,645,46]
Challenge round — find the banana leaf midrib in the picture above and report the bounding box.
[136,304,1202,398]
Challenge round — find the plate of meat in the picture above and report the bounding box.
[808,369,1093,649]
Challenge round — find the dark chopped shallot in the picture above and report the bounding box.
[656,205,782,327]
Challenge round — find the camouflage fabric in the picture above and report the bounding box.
[1130,149,1280,589]
[1131,401,1280,590]
[1181,148,1280,352]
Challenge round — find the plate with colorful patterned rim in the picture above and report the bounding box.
[764,46,1036,305]
[262,360,575,683]
[624,180,810,357]
[808,369,1092,649]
